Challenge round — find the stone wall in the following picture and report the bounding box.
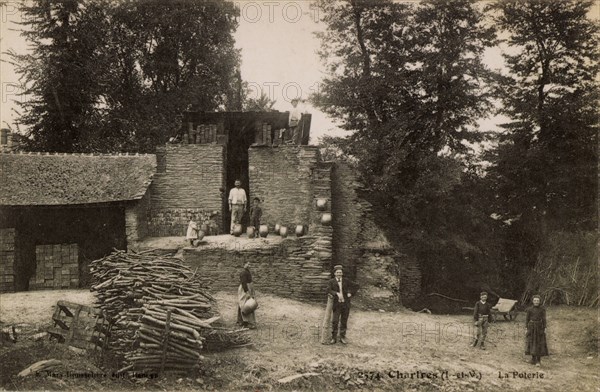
[147,144,226,236]
[329,162,422,303]
[248,146,319,230]
[125,193,150,243]
[331,163,362,278]
[0,228,17,293]
[182,236,331,301]
[178,146,334,301]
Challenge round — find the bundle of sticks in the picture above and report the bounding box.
[90,249,250,373]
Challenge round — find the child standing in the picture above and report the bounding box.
[472,291,493,350]
[186,218,199,246]
[249,198,262,238]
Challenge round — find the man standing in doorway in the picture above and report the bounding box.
[228,179,247,234]
[328,265,359,344]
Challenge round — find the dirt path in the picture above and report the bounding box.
[212,291,598,391]
[0,289,597,391]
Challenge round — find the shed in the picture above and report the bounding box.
[0,152,156,292]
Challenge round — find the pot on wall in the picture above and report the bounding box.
[232,224,243,237]
[259,225,269,238]
[321,213,332,226]
[274,224,281,235]
[295,225,305,237]
[246,226,255,238]
[279,226,288,238]
[201,223,209,234]
[316,198,328,211]
[197,230,205,241]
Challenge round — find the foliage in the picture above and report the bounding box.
[243,92,277,112]
[522,231,598,307]
[314,0,501,296]
[7,0,240,152]
[486,0,599,233]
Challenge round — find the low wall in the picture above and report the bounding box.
[182,235,331,302]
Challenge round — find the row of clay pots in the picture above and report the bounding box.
[232,213,332,238]
[233,224,305,238]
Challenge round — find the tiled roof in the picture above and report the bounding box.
[0,152,156,206]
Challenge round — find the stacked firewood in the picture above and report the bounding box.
[90,250,249,373]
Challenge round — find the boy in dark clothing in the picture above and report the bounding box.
[249,198,262,238]
[472,292,493,349]
[327,265,360,344]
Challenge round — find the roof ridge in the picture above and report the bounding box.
[1,151,156,157]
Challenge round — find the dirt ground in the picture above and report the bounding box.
[0,289,598,391]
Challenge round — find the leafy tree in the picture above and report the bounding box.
[7,0,110,152]
[243,92,277,112]
[7,0,240,152]
[487,0,599,233]
[315,0,500,297]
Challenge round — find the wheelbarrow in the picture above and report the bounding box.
[491,298,518,321]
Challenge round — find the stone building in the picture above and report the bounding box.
[0,111,420,302]
[0,152,156,292]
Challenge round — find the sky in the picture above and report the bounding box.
[1,1,598,144]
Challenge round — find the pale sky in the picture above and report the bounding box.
[1,1,598,144]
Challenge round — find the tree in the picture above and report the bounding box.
[488,0,599,232]
[7,0,110,152]
[7,0,240,152]
[242,92,277,112]
[315,0,500,297]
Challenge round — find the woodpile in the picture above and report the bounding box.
[90,249,250,373]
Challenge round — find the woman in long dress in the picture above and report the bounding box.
[237,261,256,329]
[525,294,548,366]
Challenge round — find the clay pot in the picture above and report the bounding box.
[259,225,269,238]
[246,226,255,238]
[279,226,288,238]
[295,225,305,237]
[321,213,332,226]
[201,223,209,234]
[197,230,205,241]
[274,224,281,235]
[316,198,328,211]
[242,297,258,315]
[232,224,243,237]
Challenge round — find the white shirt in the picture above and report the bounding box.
[289,106,303,127]
[229,187,247,205]
[337,278,345,302]
[186,221,198,239]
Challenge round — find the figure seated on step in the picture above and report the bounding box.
[186,217,199,246]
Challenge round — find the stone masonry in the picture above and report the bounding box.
[181,145,334,301]
[0,228,17,293]
[146,144,226,237]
